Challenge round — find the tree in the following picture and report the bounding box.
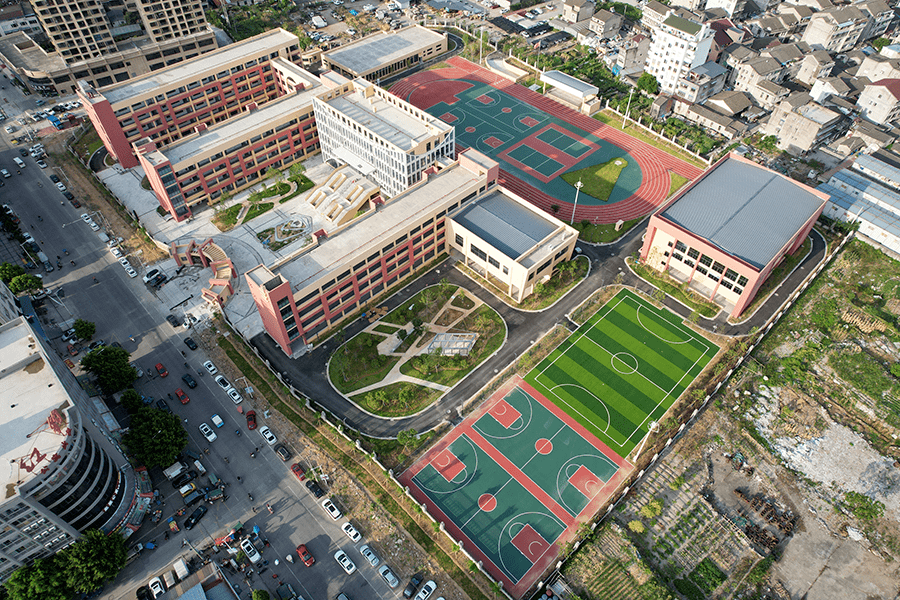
[890,363,900,379]
[122,407,188,467]
[873,37,891,51]
[265,167,283,183]
[627,520,645,534]
[397,428,419,447]
[120,388,143,414]
[73,319,96,340]
[636,72,658,94]
[0,262,25,283]
[8,273,43,295]
[639,498,663,518]
[80,346,136,394]
[288,162,306,180]
[252,590,271,600]
[65,530,126,593]
[3,556,71,600]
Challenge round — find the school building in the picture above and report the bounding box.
[639,153,828,317]
[321,25,447,82]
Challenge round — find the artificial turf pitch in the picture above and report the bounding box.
[525,289,718,459]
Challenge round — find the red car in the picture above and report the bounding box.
[291,463,305,482]
[156,362,168,377]
[175,388,189,404]
[246,410,257,430]
[296,544,315,567]
[67,344,78,356]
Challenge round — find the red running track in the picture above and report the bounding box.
[390,57,704,224]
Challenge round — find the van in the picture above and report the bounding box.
[193,459,207,474]
[162,570,176,590]
[183,447,201,461]
[207,471,219,486]
[173,559,189,581]
[163,461,187,480]
[182,490,204,506]
[13,157,24,168]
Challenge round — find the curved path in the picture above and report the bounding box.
[390,56,703,224]
[251,224,829,438]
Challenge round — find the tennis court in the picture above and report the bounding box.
[507,145,566,178]
[525,289,719,459]
[402,379,630,597]
[535,128,593,159]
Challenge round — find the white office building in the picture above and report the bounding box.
[313,78,455,198]
[646,12,713,94]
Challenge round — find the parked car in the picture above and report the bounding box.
[403,574,423,599]
[227,387,242,404]
[246,410,257,430]
[240,539,261,563]
[166,314,180,327]
[341,522,361,543]
[274,444,291,461]
[184,505,207,530]
[183,337,197,350]
[147,577,165,599]
[360,544,380,567]
[379,564,400,588]
[155,363,168,377]
[142,268,160,283]
[214,375,231,390]
[415,580,437,600]
[296,544,315,567]
[172,470,197,488]
[199,422,216,442]
[175,388,189,404]
[203,360,218,375]
[321,498,342,520]
[182,373,197,389]
[156,399,171,413]
[306,479,325,498]
[334,550,356,574]
[291,462,304,481]
[259,426,277,445]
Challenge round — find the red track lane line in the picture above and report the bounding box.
[465,428,576,528]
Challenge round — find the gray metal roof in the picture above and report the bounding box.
[660,157,826,269]
[453,191,557,260]
[324,27,445,76]
[540,70,599,97]
[820,172,900,240]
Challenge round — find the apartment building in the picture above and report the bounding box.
[857,79,900,125]
[675,60,727,103]
[856,0,894,43]
[733,56,786,109]
[563,0,595,23]
[801,6,869,53]
[321,26,447,82]
[0,0,216,96]
[764,94,845,154]
[0,317,140,580]
[78,29,304,168]
[640,154,827,317]
[645,12,713,94]
[796,49,835,86]
[247,149,578,355]
[313,79,455,198]
[613,33,650,76]
[0,4,41,38]
[588,9,624,38]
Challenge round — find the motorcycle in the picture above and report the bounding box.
[63,249,68,255]
[248,493,253,501]
[56,260,61,269]
[266,503,273,514]
[235,429,241,437]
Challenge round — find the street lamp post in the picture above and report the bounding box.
[623,86,634,129]
[571,179,583,225]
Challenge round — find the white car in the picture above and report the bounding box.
[0,169,9,178]
[415,580,437,600]
[211,414,224,428]
[55,182,66,192]
[126,267,138,278]
[36,160,47,168]
[110,247,123,258]
[4,125,13,134]
[203,360,218,375]
[199,422,217,442]
[378,564,399,588]
[214,375,230,390]
[80,213,91,222]
[148,577,165,598]
[360,544,380,567]
[259,425,277,445]
[341,522,361,543]
[142,268,160,283]
[118,257,130,268]
[240,539,261,563]
[90,222,100,232]
[334,549,356,574]
[227,387,243,404]
[321,497,342,520]
[22,233,34,244]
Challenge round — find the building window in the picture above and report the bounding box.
[455,233,463,246]
[471,245,487,261]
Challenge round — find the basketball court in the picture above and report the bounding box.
[401,378,630,597]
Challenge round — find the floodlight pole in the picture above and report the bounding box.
[624,87,634,129]
[571,179,583,225]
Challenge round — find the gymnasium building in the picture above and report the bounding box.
[640,154,828,317]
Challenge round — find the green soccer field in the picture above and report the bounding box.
[525,289,718,459]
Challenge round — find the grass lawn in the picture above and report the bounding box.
[328,332,400,393]
[381,283,458,326]
[451,293,475,310]
[399,304,505,386]
[257,181,290,199]
[669,172,691,198]
[373,324,398,335]
[561,157,628,201]
[212,204,243,232]
[244,202,274,222]
[574,217,642,244]
[278,176,315,204]
[518,256,589,310]
[354,381,441,417]
[595,110,708,169]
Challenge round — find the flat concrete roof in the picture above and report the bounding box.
[0,319,74,492]
[453,191,558,261]
[279,161,483,292]
[163,87,321,166]
[0,31,66,72]
[319,81,451,152]
[323,26,444,76]
[540,70,599,97]
[660,155,827,269]
[103,29,298,106]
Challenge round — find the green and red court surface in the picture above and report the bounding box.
[390,57,702,224]
[400,290,717,596]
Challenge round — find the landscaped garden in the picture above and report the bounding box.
[458,255,589,310]
[328,281,505,416]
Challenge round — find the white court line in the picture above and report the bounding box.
[413,436,479,495]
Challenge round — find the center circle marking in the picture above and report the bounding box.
[535,438,553,455]
[611,352,638,375]
[478,493,497,512]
